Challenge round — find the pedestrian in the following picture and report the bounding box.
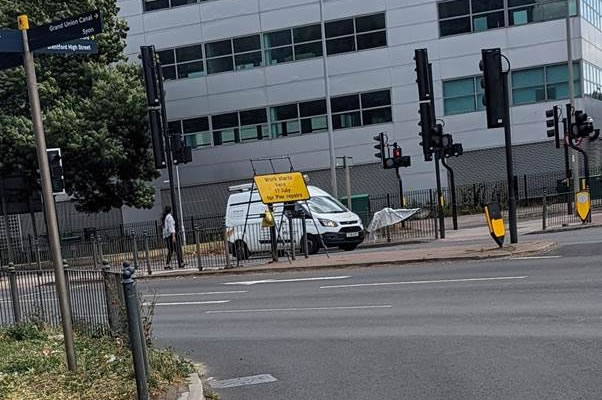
[162,206,176,269]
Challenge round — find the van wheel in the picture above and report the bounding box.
[301,234,320,255]
[339,243,358,251]
[234,240,249,260]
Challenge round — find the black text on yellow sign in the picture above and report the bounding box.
[484,202,505,248]
[254,172,310,205]
[576,191,591,223]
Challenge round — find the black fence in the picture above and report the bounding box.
[0,266,113,337]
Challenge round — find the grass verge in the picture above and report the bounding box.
[0,322,193,400]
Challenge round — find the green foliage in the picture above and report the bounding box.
[0,0,158,212]
[4,321,47,341]
[0,325,193,400]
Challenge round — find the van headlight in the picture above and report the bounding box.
[319,219,338,227]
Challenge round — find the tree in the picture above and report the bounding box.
[0,0,159,212]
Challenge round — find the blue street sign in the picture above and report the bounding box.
[0,53,21,70]
[0,30,23,53]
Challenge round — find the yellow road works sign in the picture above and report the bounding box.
[484,202,505,248]
[576,191,591,223]
[254,172,310,204]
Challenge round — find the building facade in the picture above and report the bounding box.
[117,0,602,220]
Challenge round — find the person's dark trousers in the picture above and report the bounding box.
[165,237,175,267]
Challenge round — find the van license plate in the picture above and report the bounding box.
[346,232,359,238]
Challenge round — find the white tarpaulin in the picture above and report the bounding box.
[366,207,421,233]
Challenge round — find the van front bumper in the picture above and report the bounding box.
[322,231,364,246]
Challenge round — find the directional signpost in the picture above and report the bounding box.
[27,10,103,51]
[1,10,105,372]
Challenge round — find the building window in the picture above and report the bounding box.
[438,0,576,37]
[270,104,301,137]
[331,89,392,129]
[584,61,602,99]
[264,24,323,65]
[443,77,484,115]
[204,34,262,75]
[299,100,328,133]
[239,108,269,141]
[325,13,386,55]
[183,117,211,148]
[581,0,601,30]
[157,44,203,81]
[212,112,239,145]
[143,0,199,13]
[512,63,580,105]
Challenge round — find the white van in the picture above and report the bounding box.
[225,184,364,258]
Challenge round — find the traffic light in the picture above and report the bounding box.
[452,143,463,157]
[414,49,431,102]
[373,132,386,168]
[170,132,193,165]
[572,110,594,138]
[140,45,166,170]
[387,144,411,169]
[431,123,444,149]
[479,48,505,129]
[47,148,65,194]
[545,105,560,148]
[418,102,434,161]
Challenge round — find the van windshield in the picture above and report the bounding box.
[307,196,347,214]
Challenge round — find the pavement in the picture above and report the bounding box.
[143,225,602,400]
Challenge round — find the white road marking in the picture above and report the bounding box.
[206,305,392,314]
[509,256,561,260]
[320,276,528,289]
[147,300,230,306]
[210,374,277,389]
[223,276,350,286]
[142,290,247,298]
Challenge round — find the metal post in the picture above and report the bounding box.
[92,235,99,269]
[20,20,76,371]
[8,264,21,323]
[269,204,278,262]
[395,167,404,208]
[319,0,338,198]
[121,263,149,400]
[62,260,73,319]
[440,157,458,230]
[1,186,14,263]
[430,189,439,240]
[101,262,116,335]
[502,71,518,244]
[175,165,186,245]
[131,231,139,269]
[97,234,104,261]
[562,117,573,214]
[143,232,152,276]
[223,229,232,269]
[194,227,203,271]
[434,152,446,238]
[542,190,548,231]
[288,216,296,261]
[385,194,391,243]
[302,212,309,259]
[157,57,183,269]
[566,6,580,199]
[344,157,352,209]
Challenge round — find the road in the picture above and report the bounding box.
[145,228,602,400]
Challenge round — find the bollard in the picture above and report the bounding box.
[122,263,150,400]
[8,263,21,323]
[143,232,152,276]
[92,235,99,269]
[302,213,309,259]
[194,227,203,272]
[63,259,73,316]
[542,191,548,231]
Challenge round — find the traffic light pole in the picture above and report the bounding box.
[395,167,404,208]
[565,104,590,192]
[157,61,183,269]
[440,157,458,230]
[20,18,77,371]
[434,151,445,238]
[562,117,573,214]
[502,72,518,244]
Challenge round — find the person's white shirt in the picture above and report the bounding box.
[162,214,176,239]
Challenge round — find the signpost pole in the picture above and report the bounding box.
[344,157,352,210]
[19,16,77,371]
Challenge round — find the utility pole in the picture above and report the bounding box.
[18,15,77,370]
[566,3,580,199]
[319,0,338,198]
